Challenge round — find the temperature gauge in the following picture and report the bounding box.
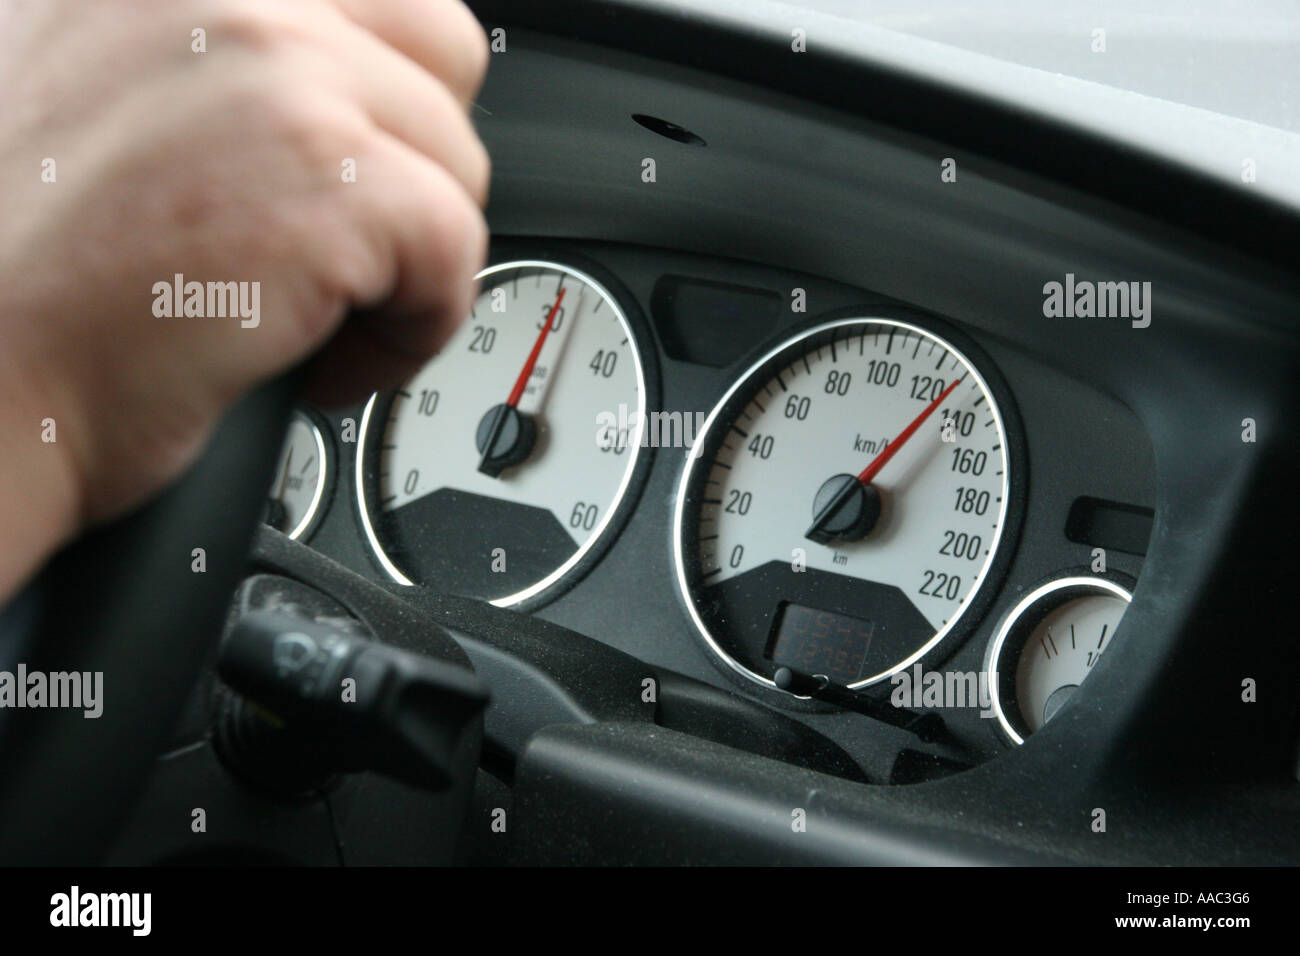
[986,576,1132,744]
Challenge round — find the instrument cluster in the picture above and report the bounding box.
[263,242,1156,759]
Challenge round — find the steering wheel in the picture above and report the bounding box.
[0,376,301,864]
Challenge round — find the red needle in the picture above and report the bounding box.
[506,286,566,407]
[856,375,965,485]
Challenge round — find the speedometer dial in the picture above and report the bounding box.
[674,317,1016,691]
[358,260,650,607]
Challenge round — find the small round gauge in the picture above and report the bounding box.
[674,316,1017,692]
[265,409,329,540]
[986,576,1132,744]
[357,259,650,607]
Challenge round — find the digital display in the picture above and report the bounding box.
[767,603,874,686]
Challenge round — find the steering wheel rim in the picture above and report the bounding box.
[0,375,300,864]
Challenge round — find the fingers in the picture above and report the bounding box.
[239,0,491,400]
[0,0,495,554]
[140,0,492,403]
[305,126,487,404]
[354,125,487,340]
[310,8,491,205]
[330,0,489,106]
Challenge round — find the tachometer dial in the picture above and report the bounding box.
[358,260,650,607]
[674,316,1017,691]
[265,409,329,541]
[986,576,1132,744]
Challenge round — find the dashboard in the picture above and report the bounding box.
[284,238,1157,775]
[86,1,1299,868]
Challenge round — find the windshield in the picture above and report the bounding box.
[794,0,1299,131]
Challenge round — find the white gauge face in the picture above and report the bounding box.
[987,576,1132,744]
[266,411,328,540]
[674,317,1013,690]
[358,260,647,606]
[1015,594,1127,733]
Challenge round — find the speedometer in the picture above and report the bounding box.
[673,316,1018,691]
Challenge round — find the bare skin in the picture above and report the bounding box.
[0,0,491,602]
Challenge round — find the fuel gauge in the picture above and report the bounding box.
[986,576,1132,744]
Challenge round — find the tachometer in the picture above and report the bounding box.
[264,409,330,541]
[358,259,650,607]
[674,316,1017,691]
